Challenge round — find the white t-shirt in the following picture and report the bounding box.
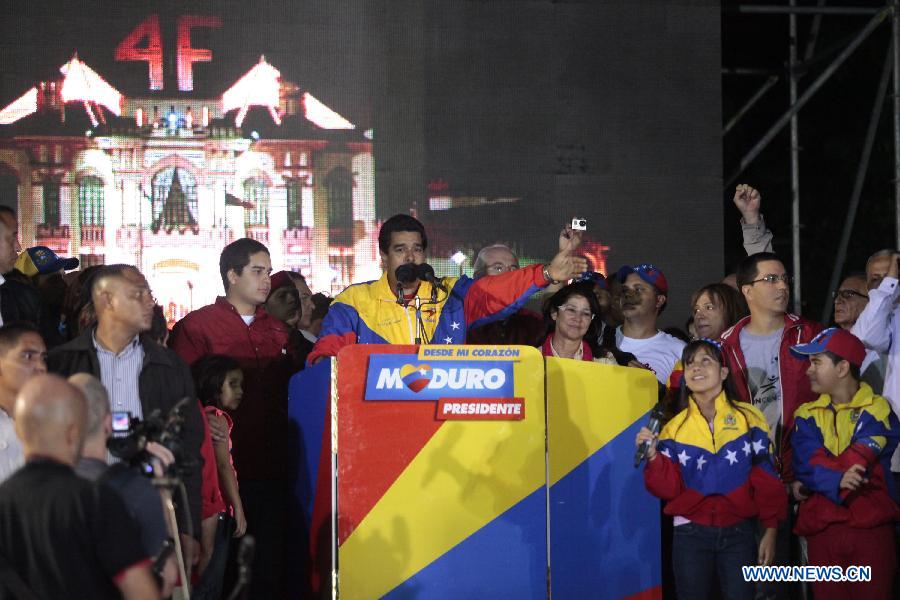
[616,328,686,384]
[240,315,255,326]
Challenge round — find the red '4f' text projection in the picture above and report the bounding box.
[114,14,222,91]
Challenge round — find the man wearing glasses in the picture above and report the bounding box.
[721,252,823,486]
[466,244,545,346]
[832,274,869,330]
[472,244,520,278]
[830,273,885,394]
[48,264,205,572]
[719,252,824,598]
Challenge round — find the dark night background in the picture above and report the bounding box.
[723,0,897,325]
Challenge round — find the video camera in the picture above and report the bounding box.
[108,397,196,477]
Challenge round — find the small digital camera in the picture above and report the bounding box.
[571,218,587,231]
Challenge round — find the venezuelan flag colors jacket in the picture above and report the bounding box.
[719,313,825,483]
[644,392,787,528]
[792,382,900,536]
[308,263,548,363]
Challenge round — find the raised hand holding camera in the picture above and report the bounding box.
[549,224,588,283]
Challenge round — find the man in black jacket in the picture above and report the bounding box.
[0,210,43,329]
[47,264,204,568]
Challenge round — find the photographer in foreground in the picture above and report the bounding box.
[70,373,179,598]
[47,264,204,571]
[0,374,159,599]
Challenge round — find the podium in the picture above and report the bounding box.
[288,345,661,599]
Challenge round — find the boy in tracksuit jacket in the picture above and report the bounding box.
[791,328,900,600]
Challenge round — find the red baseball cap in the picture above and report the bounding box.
[269,270,293,292]
[790,327,866,368]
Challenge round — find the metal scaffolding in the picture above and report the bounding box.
[724,1,899,321]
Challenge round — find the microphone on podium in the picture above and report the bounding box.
[416,263,446,292]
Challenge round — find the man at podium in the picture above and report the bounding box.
[308,214,588,362]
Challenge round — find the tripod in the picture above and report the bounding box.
[153,475,192,599]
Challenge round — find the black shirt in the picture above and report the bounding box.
[75,458,169,558]
[0,458,148,599]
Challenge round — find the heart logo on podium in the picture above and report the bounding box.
[400,364,433,393]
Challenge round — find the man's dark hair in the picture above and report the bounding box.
[0,206,16,218]
[378,214,427,254]
[191,354,241,408]
[736,252,782,289]
[311,293,333,320]
[219,238,269,290]
[0,322,42,356]
[822,350,861,381]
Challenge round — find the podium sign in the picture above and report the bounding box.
[546,358,662,599]
[336,345,547,598]
[288,346,663,599]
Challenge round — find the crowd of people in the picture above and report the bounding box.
[0,183,897,598]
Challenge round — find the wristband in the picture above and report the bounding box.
[542,265,560,285]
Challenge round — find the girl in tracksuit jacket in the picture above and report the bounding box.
[637,339,787,600]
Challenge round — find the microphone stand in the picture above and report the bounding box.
[398,280,444,346]
[413,296,422,345]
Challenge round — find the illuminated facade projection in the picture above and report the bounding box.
[0,54,376,324]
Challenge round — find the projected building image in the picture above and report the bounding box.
[0,54,376,324]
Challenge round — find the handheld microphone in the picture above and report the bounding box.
[634,402,666,468]
[416,263,446,291]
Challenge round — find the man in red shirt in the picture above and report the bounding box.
[170,237,293,598]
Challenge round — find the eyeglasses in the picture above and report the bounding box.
[486,263,519,274]
[832,289,868,300]
[748,274,792,286]
[558,304,595,320]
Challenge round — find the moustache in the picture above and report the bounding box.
[619,289,642,307]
